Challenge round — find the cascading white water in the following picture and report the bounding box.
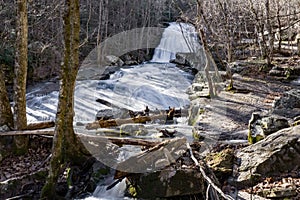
[24,22,200,200]
[25,22,199,123]
[151,22,199,63]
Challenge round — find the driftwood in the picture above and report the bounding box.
[76,133,160,148]
[86,114,167,129]
[89,108,189,129]
[26,121,55,130]
[0,130,160,148]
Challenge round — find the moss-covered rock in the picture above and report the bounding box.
[126,168,206,199]
[248,113,289,144]
[205,148,234,183]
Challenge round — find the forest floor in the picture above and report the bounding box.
[0,55,300,199]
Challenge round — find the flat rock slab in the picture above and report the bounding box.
[235,125,300,187]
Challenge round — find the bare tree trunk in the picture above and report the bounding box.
[198,29,215,97]
[275,0,282,51]
[13,0,28,155]
[41,0,90,198]
[296,33,300,56]
[0,69,14,157]
[265,0,274,67]
[0,69,13,128]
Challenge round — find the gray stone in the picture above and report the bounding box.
[235,125,300,187]
[272,89,300,119]
[0,125,10,132]
[95,109,113,120]
[127,168,205,198]
[120,123,148,136]
[273,89,300,109]
[105,55,124,66]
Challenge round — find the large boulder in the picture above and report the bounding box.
[248,113,289,144]
[235,125,300,187]
[126,168,206,199]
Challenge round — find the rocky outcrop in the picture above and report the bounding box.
[248,113,289,144]
[235,125,300,187]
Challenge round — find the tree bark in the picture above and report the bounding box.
[41,0,90,198]
[13,0,28,155]
[0,69,13,128]
[265,0,274,67]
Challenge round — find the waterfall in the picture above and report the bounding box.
[151,22,200,63]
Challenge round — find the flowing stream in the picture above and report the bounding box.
[25,22,200,199]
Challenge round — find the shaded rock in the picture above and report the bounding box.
[248,113,289,144]
[95,109,114,120]
[126,168,206,199]
[120,123,148,136]
[273,89,300,109]
[170,53,191,66]
[95,108,130,120]
[235,125,300,188]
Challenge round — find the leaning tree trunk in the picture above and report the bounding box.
[13,0,28,155]
[41,0,90,198]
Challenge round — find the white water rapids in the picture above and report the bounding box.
[25,22,200,199]
[26,22,199,124]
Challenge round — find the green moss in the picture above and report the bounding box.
[128,184,137,197]
[292,120,300,126]
[248,130,265,144]
[66,167,72,188]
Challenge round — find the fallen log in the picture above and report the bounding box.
[77,133,160,148]
[26,121,55,130]
[86,114,167,129]
[0,130,55,136]
[0,130,160,148]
